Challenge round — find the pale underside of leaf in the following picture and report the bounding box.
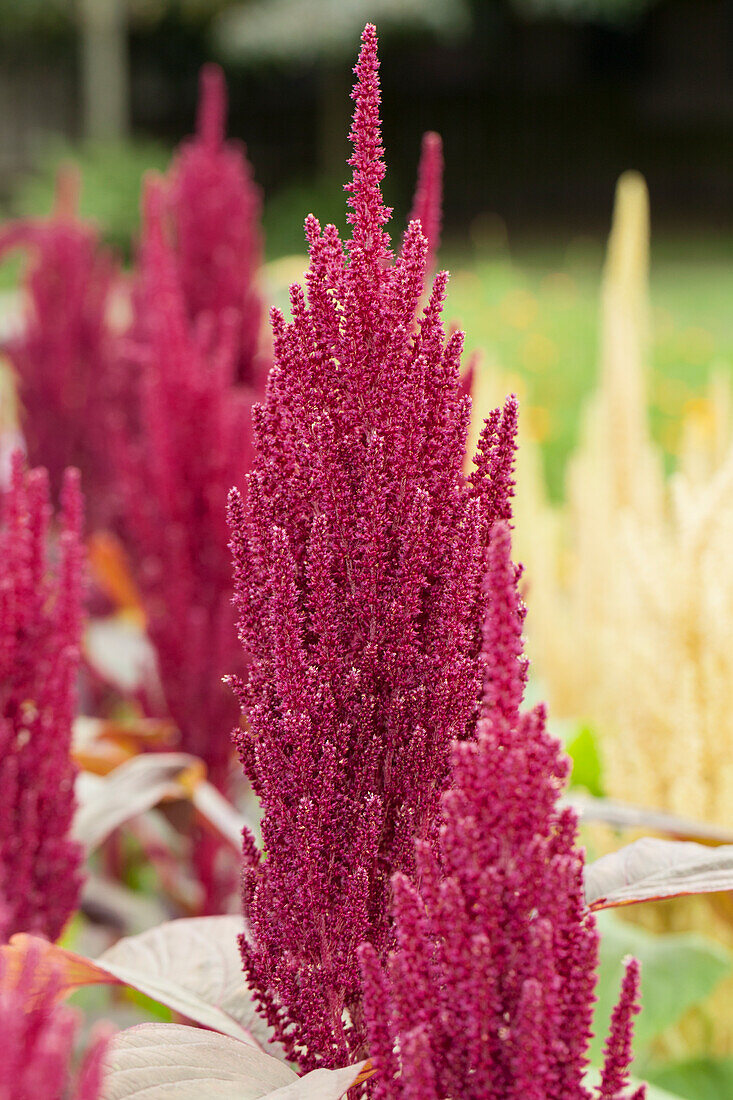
[102,1024,297,1099]
[85,614,158,695]
[585,837,733,909]
[95,915,277,1051]
[73,752,205,852]
[103,1024,368,1100]
[569,792,733,846]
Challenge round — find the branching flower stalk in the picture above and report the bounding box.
[229,24,517,1071]
[0,453,85,942]
[359,522,644,1099]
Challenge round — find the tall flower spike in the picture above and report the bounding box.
[0,453,85,942]
[117,178,254,909]
[0,943,109,1099]
[167,63,265,388]
[229,23,517,1072]
[359,521,644,1100]
[0,173,120,531]
[119,176,253,792]
[409,131,443,275]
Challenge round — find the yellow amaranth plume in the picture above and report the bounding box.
[469,177,733,795]
[469,172,733,1053]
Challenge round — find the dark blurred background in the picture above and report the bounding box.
[1,0,731,495]
[1,0,731,257]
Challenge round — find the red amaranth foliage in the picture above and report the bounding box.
[118,177,253,797]
[167,63,265,388]
[359,523,645,1100]
[0,945,108,1099]
[0,171,120,531]
[228,24,517,1071]
[0,453,85,942]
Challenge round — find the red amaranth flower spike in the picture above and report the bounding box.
[359,522,644,1100]
[0,453,85,942]
[118,177,253,812]
[0,173,120,531]
[597,958,644,1099]
[0,944,109,1099]
[409,131,443,275]
[228,23,517,1072]
[167,63,265,389]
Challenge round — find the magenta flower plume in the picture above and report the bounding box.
[228,23,517,1072]
[409,131,443,274]
[0,173,119,530]
[359,522,644,1100]
[167,63,265,388]
[0,944,108,1099]
[0,453,85,942]
[119,177,253,800]
[598,959,645,1100]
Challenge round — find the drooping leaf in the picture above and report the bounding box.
[102,1024,368,1100]
[4,918,273,1051]
[73,753,205,852]
[0,933,112,993]
[95,916,273,1050]
[572,794,733,846]
[585,838,733,909]
[589,913,731,1064]
[102,1023,296,1099]
[646,1057,733,1100]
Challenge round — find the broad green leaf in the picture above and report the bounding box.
[103,1024,368,1099]
[646,1057,733,1100]
[585,837,733,909]
[590,913,731,1064]
[566,724,603,796]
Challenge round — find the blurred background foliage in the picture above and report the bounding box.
[2,0,729,494]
